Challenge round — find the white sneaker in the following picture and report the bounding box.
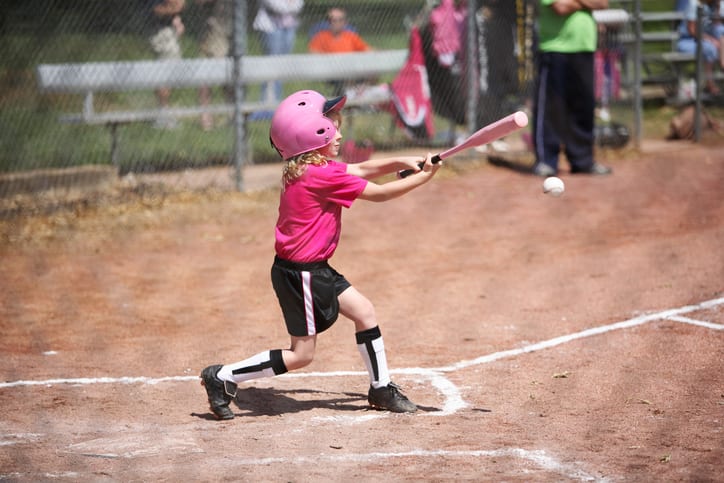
[598,108,611,123]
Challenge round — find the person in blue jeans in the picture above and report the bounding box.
[676,0,724,95]
[252,0,304,109]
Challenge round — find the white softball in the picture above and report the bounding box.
[543,176,565,197]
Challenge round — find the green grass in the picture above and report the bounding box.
[0,19,414,174]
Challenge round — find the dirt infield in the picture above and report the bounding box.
[1,140,723,482]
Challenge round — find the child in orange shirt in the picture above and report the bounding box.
[308,7,370,53]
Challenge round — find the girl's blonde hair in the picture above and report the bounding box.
[282,151,327,186]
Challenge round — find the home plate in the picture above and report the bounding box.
[65,434,203,459]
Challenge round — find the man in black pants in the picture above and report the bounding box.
[532,0,612,176]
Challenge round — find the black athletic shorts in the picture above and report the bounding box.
[271,256,352,337]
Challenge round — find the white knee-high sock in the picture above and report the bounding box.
[217,349,288,384]
[356,326,390,389]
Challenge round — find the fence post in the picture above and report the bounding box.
[232,0,248,191]
[694,3,703,142]
[465,0,477,136]
[632,0,642,149]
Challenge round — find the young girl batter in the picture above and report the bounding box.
[201,90,441,420]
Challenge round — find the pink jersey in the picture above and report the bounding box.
[275,160,368,263]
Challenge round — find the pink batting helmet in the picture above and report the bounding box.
[269,90,346,160]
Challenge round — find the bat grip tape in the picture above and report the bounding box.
[397,154,442,179]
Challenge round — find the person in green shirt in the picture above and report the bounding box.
[532,0,612,176]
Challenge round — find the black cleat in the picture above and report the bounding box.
[368,382,418,413]
[200,364,237,420]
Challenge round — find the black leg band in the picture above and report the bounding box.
[270,349,288,375]
[355,326,382,344]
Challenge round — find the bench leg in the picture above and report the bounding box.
[109,123,120,169]
[243,113,253,166]
[448,119,457,146]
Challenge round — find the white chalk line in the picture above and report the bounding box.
[0,446,603,482]
[438,296,724,372]
[4,297,721,482]
[665,315,724,330]
[203,448,605,482]
[3,296,721,391]
[0,472,80,480]
[0,375,196,389]
[0,433,43,447]
[2,296,722,392]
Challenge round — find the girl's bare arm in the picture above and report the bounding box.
[347,156,427,180]
[356,154,440,202]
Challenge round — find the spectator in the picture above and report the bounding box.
[196,0,232,131]
[531,0,612,177]
[148,0,186,129]
[308,7,370,53]
[676,0,724,95]
[253,0,304,105]
[307,10,357,40]
[308,7,372,96]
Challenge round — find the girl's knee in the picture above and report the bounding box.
[287,336,317,370]
[296,352,315,368]
[286,350,314,371]
[360,299,376,320]
[355,301,377,329]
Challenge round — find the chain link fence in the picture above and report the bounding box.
[0,0,689,218]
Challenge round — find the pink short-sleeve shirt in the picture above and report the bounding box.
[275,161,368,262]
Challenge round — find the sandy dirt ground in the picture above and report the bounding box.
[1,139,723,482]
